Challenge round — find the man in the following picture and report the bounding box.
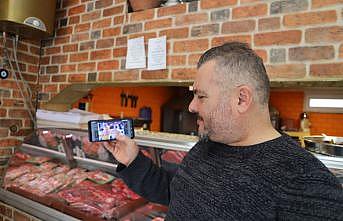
[105,42,343,220]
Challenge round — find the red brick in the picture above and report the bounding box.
[17,42,28,51]
[168,55,186,66]
[312,0,343,8]
[70,52,89,62]
[174,39,209,53]
[160,27,189,39]
[92,18,112,29]
[145,18,172,31]
[201,0,237,9]
[0,139,21,147]
[0,119,22,128]
[212,35,251,47]
[56,27,73,36]
[69,15,80,24]
[254,30,301,46]
[39,75,50,83]
[13,211,30,221]
[258,17,280,31]
[8,109,29,118]
[98,60,119,70]
[305,26,343,43]
[0,128,8,137]
[68,74,86,82]
[130,8,155,22]
[52,75,67,82]
[82,11,101,22]
[1,99,24,107]
[116,36,127,46]
[175,13,208,26]
[28,65,38,73]
[222,20,255,34]
[113,15,124,24]
[68,5,85,16]
[17,52,38,64]
[80,41,94,50]
[78,62,96,71]
[30,46,40,55]
[95,0,113,9]
[284,10,337,27]
[52,55,68,64]
[103,27,121,37]
[75,23,91,32]
[266,64,306,78]
[46,66,59,74]
[254,49,267,62]
[22,73,37,83]
[45,47,61,55]
[113,47,127,57]
[339,44,343,58]
[114,70,139,81]
[96,39,114,49]
[158,4,186,17]
[141,70,168,79]
[90,49,112,60]
[289,46,335,61]
[63,44,78,52]
[103,5,124,17]
[233,4,267,19]
[40,56,50,65]
[71,33,89,42]
[61,64,76,72]
[172,68,197,80]
[310,63,343,77]
[98,72,113,81]
[0,109,7,117]
[43,84,58,93]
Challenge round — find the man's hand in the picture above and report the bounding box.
[103,133,139,166]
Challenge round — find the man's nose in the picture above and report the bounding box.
[188,97,197,113]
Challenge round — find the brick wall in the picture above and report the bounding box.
[39,0,343,103]
[0,202,41,221]
[0,36,40,183]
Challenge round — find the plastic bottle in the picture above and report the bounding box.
[300,112,311,132]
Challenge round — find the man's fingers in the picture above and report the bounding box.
[103,141,116,152]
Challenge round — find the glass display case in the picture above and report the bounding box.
[1,128,198,221]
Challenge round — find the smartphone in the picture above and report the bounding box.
[88,118,135,142]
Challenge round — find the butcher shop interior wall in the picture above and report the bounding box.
[1,0,343,161]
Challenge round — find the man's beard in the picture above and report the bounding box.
[197,114,209,142]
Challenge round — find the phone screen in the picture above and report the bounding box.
[88,119,134,142]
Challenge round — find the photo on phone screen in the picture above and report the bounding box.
[88,119,134,142]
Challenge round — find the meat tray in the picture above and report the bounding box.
[7,183,147,220]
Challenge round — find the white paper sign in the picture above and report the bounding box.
[125,37,146,69]
[148,36,166,70]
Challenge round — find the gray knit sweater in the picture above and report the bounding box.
[118,134,343,220]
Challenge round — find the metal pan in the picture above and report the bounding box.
[304,136,343,157]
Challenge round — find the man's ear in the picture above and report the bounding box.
[236,85,253,113]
